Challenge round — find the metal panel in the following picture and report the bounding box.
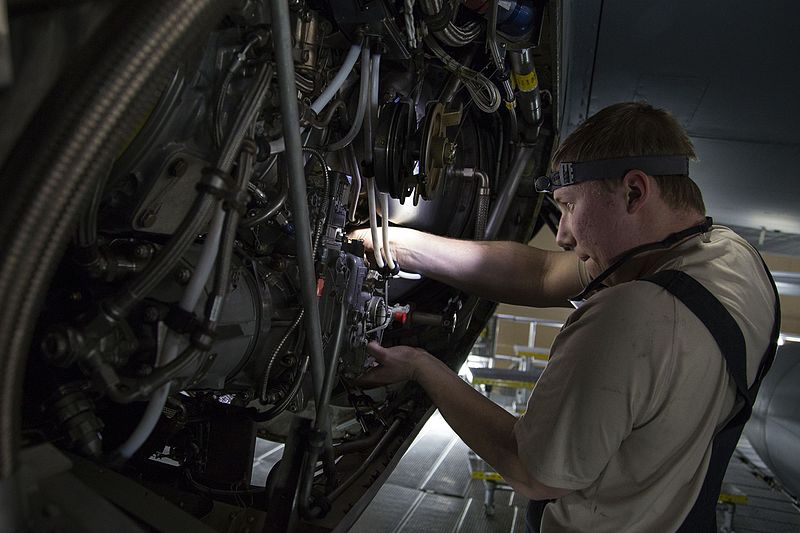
[560,0,800,242]
[745,343,800,498]
[423,439,473,498]
[348,483,423,533]
[401,492,467,533]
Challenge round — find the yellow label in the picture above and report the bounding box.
[471,471,504,482]
[516,350,550,361]
[718,492,748,505]
[513,70,539,92]
[472,377,536,389]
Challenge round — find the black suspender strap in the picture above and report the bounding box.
[643,268,780,532]
[644,270,751,406]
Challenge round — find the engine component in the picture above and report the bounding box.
[1,0,555,529]
[417,102,463,201]
[373,99,417,201]
[509,47,543,133]
[464,0,538,39]
[331,0,411,60]
[47,383,104,457]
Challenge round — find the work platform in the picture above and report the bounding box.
[345,410,800,533]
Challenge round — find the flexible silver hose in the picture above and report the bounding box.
[423,33,501,113]
[0,0,229,493]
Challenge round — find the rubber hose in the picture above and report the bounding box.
[326,45,370,152]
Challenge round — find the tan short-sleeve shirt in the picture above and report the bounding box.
[513,226,775,532]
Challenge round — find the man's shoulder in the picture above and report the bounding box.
[568,281,677,332]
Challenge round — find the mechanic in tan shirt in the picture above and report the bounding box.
[355,102,777,532]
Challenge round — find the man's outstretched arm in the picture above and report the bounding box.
[360,342,572,501]
[351,227,582,307]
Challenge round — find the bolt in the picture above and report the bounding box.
[41,330,69,362]
[443,141,458,165]
[143,306,159,323]
[139,209,157,228]
[133,244,152,259]
[175,267,192,284]
[168,158,188,178]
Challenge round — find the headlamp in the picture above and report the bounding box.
[535,155,690,193]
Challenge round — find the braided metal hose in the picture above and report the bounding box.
[0,0,230,498]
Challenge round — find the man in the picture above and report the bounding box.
[354,102,779,532]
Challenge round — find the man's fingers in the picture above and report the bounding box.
[366,341,389,362]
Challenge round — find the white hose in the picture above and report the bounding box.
[366,178,384,270]
[311,43,362,114]
[327,46,371,152]
[117,206,226,459]
[369,51,381,129]
[380,193,396,271]
[269,43,364,154]
[395,271,422,280]
[347,145,362,222]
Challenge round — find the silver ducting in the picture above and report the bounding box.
[745,342,800,498]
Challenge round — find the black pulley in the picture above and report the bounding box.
[373,99,416,200]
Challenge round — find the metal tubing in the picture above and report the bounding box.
[0,0,229,498]
[269,0,326,409]
[241,173,288,228]
[317,302,348,484]
[327,417,402,502]
[485,144,535,240]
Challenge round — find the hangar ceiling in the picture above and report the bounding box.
[557,0,800,255]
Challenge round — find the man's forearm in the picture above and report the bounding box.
[390,228,569,307]
[412,352,570,500]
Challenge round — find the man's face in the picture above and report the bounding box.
[553,181,628,271]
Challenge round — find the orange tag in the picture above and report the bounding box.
[316,278,325,297]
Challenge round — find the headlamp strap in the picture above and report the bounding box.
[536,155,690,192]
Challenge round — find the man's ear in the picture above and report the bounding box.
[622,169,650,214]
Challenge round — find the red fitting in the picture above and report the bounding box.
[316,278,325,297]
[393,309,408,326]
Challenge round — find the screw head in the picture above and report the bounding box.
[139,209,157,228]
[143,306,159,322]
[175,267,192,284]
[168,158,188,178]
[133,244,152,259]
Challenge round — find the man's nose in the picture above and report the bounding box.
[556,222,575,251]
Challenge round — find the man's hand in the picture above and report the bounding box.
[357,341,431,388]
[348,228,373,252]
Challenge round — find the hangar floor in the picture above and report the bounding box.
[251,405,800,533]
[343,411,800,533]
